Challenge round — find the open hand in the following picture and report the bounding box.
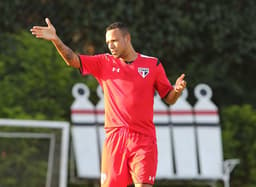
[30,18,57,41]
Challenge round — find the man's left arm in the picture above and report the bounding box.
[164,74,187,105]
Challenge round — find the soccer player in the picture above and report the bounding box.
[31,18,187,187]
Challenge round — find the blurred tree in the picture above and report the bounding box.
[1,0,256,107]
[0,31,98,120]
[1,0,256,186]
[221,104,256,187]
[0,138,49,187]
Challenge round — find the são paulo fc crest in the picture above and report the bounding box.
[138,67,149,78]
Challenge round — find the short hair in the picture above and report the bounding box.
[106,22,129,35]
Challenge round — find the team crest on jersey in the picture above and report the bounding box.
[138,67,149,78]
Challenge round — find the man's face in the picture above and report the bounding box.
[106,28,128,58]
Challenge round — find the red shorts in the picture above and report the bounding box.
[101,127,158,187]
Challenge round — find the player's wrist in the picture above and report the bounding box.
[51,34,59,43]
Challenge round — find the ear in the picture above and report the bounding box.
[125,33,131,43]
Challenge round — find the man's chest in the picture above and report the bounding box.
[100,61,155,95]
[104,61,154,82]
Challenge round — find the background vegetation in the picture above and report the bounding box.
[0,0,256,186]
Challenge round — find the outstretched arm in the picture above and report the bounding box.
[30,18,80,68]
[164,73,187,105]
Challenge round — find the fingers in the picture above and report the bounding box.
[175,80,186,89]
[30,27,42,34]
[30,27,48,38]
[30,18,55,40]
[30,25,49,37]
[30,26,48,31]
[175,73,187,93]
[178,73,185,81]
[175,73,186,85]
[45,18,51,27]
[180,80,187,88]
[30,29,43,38]
[30,17,51,33]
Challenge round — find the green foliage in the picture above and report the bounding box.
[0,31,99,120]
[1,0,256,107]
[0,138,49,187]
[1,0,256,186]
[0,126,64,187]
[0,31,68,119]
[221,105,256,187]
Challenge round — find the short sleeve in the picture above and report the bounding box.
[154,62,173,98]
[79,54,104,77]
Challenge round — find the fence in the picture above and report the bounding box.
[69,83,239,187]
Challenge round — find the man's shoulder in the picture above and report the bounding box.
[139,53,160,66]
[140,53,156,59]
[92,53,114,63]
[103,53,115,60]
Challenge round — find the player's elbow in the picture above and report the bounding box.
[164,98,177,105]
[65,58,80,69]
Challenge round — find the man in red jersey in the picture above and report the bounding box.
[31,18,186,187]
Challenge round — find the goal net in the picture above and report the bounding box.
[0,119,69,187]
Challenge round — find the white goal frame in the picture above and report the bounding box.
[0,118,70,187]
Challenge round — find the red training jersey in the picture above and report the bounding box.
[79,53,173,137]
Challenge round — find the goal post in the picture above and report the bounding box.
[0,118,70,187]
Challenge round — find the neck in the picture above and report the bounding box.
[120,48,137,62]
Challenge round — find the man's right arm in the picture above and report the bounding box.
[51,36,80,68]
[31,18,80,68]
